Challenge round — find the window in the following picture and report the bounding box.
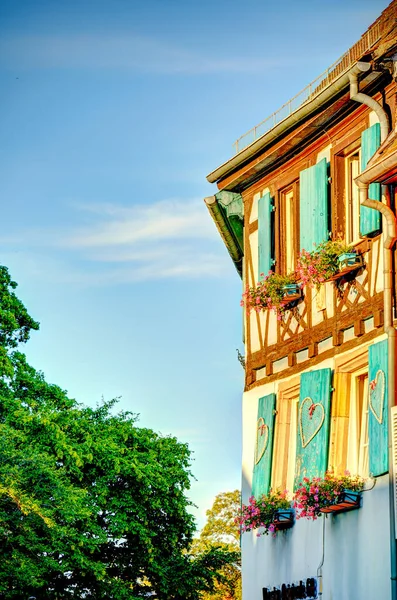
[329,350,369,477]
[345,149,361,244]
[272,379,299,495]
[333,141,360,243]
[277,182,299,275]
[347,371,369,477]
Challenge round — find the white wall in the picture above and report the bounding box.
[241,475,390,600]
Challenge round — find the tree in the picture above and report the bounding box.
[0,266,237,599]
[192,491,242,600]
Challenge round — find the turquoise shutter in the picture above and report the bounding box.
[258,192,272,280]
[299,158,329,252]
[252,394,276,498]
[368,339,388,476]
[294,369,332,489]
[360,123,381,236]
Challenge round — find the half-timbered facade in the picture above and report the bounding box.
[205,3,397,599]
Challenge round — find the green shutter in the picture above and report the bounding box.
[294,369,332,489]
[368,339,388,476]
[258,192,273,280]
[360,123,381,236]
[252,394,276,498]
[299,158,329,252]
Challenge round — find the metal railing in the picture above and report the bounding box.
[233,21,381,154]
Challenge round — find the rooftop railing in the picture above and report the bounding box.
[233,21,381,154]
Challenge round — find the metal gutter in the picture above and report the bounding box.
[207,66,381,185]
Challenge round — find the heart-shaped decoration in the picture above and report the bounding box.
[254,417,269,465]
[369,369,385,424]
[299,396,325,448]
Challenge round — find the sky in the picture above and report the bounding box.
[0,0,390,529]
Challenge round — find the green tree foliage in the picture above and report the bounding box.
[192,491,242,600]
[0,266,237,599]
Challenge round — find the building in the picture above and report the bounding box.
[205,2,397,599]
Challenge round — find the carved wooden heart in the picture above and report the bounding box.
[299,396,325,448]
[255,417,269,464]
[369,369,385,425]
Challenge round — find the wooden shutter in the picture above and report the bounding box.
[368,339,388,476]
[258,192,273,279]
[360,123,381,236]
[328,372,351,475]
[294,368,332,488]
[299,158,329,252]
[252,394,276,498]
[391,406,397,538]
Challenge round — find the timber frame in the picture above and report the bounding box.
[206,3,397,394]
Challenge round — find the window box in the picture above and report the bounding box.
[337,252,363,271]
[294,473,364,520]
[273,508,295,531]
[281,283,302,305]
[319,490,361,515]
[282,283,301,298]
[329,254,364,281]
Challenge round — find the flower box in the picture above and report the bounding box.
[237,490,292,536]
[272,508,295,531]
[293,473,364,520]
[319,490,361,515]
[282,283,301,298]
[337,252,363,272]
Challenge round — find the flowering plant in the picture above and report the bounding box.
[296,240,354,289]
[293,471,364,520]
[241,272,298,318]
[236,489,291,536]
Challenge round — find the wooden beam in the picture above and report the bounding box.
[354,319,365,337]
[374,309,384,328]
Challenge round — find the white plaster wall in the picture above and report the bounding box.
[316,143,332,164]
[250,188,270,224]
[250,230,259,284]
[250,192,260,224]
[242,344,391,600]
[241,476,390,600]
[369,110,380,126]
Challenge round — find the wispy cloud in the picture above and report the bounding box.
[0,199,230,285]
[64,200,216,248]
[0,32,285,75]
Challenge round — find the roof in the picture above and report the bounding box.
[207,0,397,187]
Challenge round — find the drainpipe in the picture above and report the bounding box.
[350,63,396,600]
[355,177,397,600]
[348,62,389,143]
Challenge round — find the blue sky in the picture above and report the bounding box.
[0,0,389,528]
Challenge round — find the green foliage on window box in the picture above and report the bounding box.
[241,272,299,319]
[296,240,354,289]
[293,471,365,520]
[236,490,291,537]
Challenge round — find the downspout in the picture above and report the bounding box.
[356,180,397,600]
[351,63,396,597]
[348,62,389,143]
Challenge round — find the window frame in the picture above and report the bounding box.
[271,377,300,496]
[332,137,361,244]
[329,347,370,477]
[276,181,300,275]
